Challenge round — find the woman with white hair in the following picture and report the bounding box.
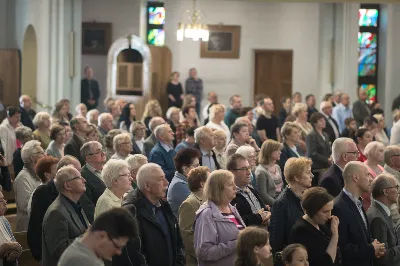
[111,133,133,160]
[362,141,385,210]
[373,114,389,146]
[292,103,312,153]
[95,159,133,219]
[206,104,230,144]
[33,111,51,149]
[126,154,148,189]
[13,140,45,231]
[86,109,99,125]
[236,145,258,189]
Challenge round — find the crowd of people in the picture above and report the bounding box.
[0,67,400,266]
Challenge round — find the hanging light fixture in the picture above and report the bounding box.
[177,0,209,42]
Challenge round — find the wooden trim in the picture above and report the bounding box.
[82,22,112,55]
[200,25,241,59]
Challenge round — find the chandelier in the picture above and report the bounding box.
[177,0,209,42]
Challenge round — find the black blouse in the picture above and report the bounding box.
[167,82,183,108]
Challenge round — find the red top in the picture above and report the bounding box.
[358,146,367,162]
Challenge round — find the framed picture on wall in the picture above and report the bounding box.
[82,22,112,55]
[200,25,241,59]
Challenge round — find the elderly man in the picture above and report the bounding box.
[14,140,45,231]
[81,66,100,110]
[97,113,114,146]
[367,173,400,266]
[65,116,89,166]
[333,161,385,266]
[383,145,400,223]
[390,110,400,145]
[353,88,371,127]
[332,93,353,133]
[228,154,270,226]
[111,133,133,160]
[116,163,184,266]
[126,154,148,189]
[149,124,176,182]
[193,126,220,171]
[143,116,166,157]
[224,94,242,128]
[19,94,36,130]
[320,100,340,143]
[42,165,90,266]
[319,138,359,197]
[256,97,280,142]
[80,141,106,207]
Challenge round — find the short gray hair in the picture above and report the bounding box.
[15,126,32,141]
[80,141,102,160]
[86,109,99,123]
[236,145,255,158]
[57,155,80,171]
[154,124,170,140]
[32,112,50,127]
[194,126,213,143]
[54,165,78,192]
[102,159,129,188]
[372,173,396,199]
[129,121,145,135]
[136,163,162,190]
[384,145,400,166]
[98,113,112,127]
[113,133,131,151]
[21,140,42,163]
[149,116,165,132]
[126,154,148,171]
[364,141,385,160]
[332,138,355,163]
[166,107,180,120]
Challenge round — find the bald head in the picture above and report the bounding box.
[343,161,368,183]
[343,161,372,194]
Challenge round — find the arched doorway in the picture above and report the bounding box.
[21,25,38,108]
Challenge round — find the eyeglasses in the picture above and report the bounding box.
[391,154,400,158]
[66,176,83,182]
[88,149,106,156]
[120,142,132,145]
[385,185,400,190]
[346,151,360,157]
[119,172,132,178]
[233,167,251,172]
[107,232,125,250]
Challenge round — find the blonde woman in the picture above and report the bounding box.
[373,114,389,146]
[142,100,163,136]
[51,100,70,123]
[255,139,284,206]
[130,121,146,155]
[206,104,230,144]
[167,71,184,108]
[33,112,51,149]
[292,103,312,153]
[213,130,227,169]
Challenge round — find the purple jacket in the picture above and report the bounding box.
[194,200,245,266]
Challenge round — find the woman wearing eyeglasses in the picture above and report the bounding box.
[95,159,133,219]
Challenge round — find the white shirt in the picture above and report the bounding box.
[202,102,212,121]
[135,139,144,153]
[206,120,231,144]
[390,120,400,145]
[94,188,122,219]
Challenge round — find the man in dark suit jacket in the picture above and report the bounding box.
[64,116,89,166]
[42,165,90,266]
[353,88,371,127]
[19,95,36,131]
[333,161,385,266]
[149,124,177,182]
[81,66,100,110]
[367,174,400,266]
[320,101,340,144]
[320,137,359,197]
[80,141,106,206]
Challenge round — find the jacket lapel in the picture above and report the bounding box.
[342,192,370,239]
[372,201,396,237]
[60,195,87,234]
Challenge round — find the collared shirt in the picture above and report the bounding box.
[160,142,173,153]
[200,147,216,171]
[213,147,226,169]
[94,188,122,219]
[321,112,340,138]
[374,199,391,217]
[332,103,353,133]
[343,188,367,228]
[236,186,262,214]
[86,163,102,181]
[335,163,344,172]
[62,194,88,229]
[135,139,144,153]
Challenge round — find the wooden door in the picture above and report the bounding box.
[254,50,292,115]
[0,49,20,122]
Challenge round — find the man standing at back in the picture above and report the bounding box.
[224,95,242,129]
[333,161,385,266]
[19,95,36,130]
[353,88,371,127]
[256,97,280,142]
[81,66,100,110]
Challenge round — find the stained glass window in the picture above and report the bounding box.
[148,7,165,25]
[358,33,377,76]
[358,9,378,27]
[360,84,377,104]
[148,29,165,46]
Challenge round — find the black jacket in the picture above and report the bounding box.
[270,187,304,260]
[279,143,302,184]
[193,143,221,170]
[12,148,23,177]
[113,189,185,266]
[333,191,375,266]
[323,115,340,144]
[278,108,288,128]
[81,78,100,110]
[307,106,318,120]
[64,134,85,166]
[290,218,341,266]
[231,186,266,226]
[81,164,106,206]
[306,130,332,170]
[0,141,11,192]
[319,164,344,197]
[19,106,36,131]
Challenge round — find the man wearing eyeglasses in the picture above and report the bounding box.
[81,141,107,208]
[228,153,270,226]
[42,165,90,266]
[383,145,400,224]
[367,173,400,266]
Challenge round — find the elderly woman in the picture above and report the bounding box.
[362,141,385,210]
[166,106,181,147]
[194,170,246,266]
[111,133,133,160]
[373,114,389,146]
[142,100,163,136]
[290,187,340,266]
[213,130,227,170]
[206,104,230,143]
[119,103,136,131]
[236,145,258,189]
[269,157,313,258]
[292,103,312,153]
[75,103,87,118]
[104,129,122,160]
[176,105,198,144]
[179,166,210,266]
[126,154,148,189]
[86,124,99,142]
[280,122,303,181]
[167,148,201,217]
[13,126,33,177]
[130,121,146,155]
[14,140,45,231]
[94,159,133,219]
[0,185,22,264]
[46,124,66,159]
[86,109,99,125]
[33,111,51,149]
[351,128,373,162]
[256,139,284,206]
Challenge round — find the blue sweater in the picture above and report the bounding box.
[149,142,177,182]
[167,172,191,217]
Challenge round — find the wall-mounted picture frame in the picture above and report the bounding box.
[82,22,112,55]
[200,25,241,59]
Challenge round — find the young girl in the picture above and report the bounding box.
[235,227,272,266]
[281,244,309,266]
